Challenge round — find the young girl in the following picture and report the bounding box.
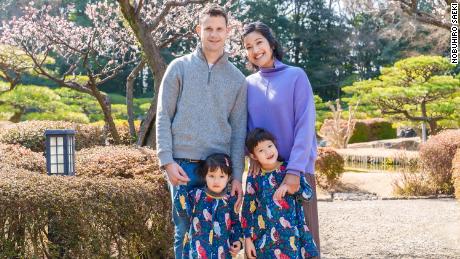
[242,128,318,259]
[174,153,243,259]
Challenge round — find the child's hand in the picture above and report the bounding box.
[273,183,289,200]
[244,238,257,259]
[229,240,242,257]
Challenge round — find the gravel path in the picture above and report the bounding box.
[319,199,460,258]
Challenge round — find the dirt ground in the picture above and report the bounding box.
[319,199,460,258]
[316,171,402,199]
[237,172,460,258]
[318,172,460,258]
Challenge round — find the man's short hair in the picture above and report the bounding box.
[199,4,228,25]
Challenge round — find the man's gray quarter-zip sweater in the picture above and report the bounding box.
[156,47,247,181]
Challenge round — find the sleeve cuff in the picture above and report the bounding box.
[158,151,174,167]
[243,232,253,238]
[286,169,302,177]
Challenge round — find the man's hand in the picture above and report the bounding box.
[245,238,257,259]
[231,179,243,212]
[248,157,261,176]
[273,183,289,201]
[283,173,300,194]
[164,162,190,186]
[229,240,242,257]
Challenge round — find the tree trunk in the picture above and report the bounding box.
[9,107,24,123]
[428,120,438,135]
[90,83,120,143]
[117,1,167,147]
[136,45,165,147]
[126,60,145,139]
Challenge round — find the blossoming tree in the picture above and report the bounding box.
[1,2,140,143]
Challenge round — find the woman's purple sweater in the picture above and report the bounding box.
[247,59,317,176]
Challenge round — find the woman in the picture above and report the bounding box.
[242,21,320,257]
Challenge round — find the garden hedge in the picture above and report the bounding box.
[0,120,105,152]
[75,145,160,182]
[0,143,46,173]
[0,120,138,152]
[452,149,460,200]
[0,167,173,258]
[348,119,396,144]
[419,129,460,194]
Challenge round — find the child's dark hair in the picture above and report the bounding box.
[246,128,277,154]
[198,153,232,179]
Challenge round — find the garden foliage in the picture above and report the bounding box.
[0,141,173,258]
[315,147,345,190]
[0,166,173,258]
[452,149,460,200]
[348,119,397,144]
[0,120,105,152]
[419,129,460,194]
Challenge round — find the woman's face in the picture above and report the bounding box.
[243,31,274,68]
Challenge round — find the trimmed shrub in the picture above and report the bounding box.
[348,122,370,143]
[0,168,173,258]
[419,129,460,194]
[0,144,46,173]
[315,147,344,190]
[75,145,159,182]
[0,120,105,152]
[348,119,396,144]
[452,149,460,200]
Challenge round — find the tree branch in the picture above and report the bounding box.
[126,59,146,138]
[159,32,193,49]
[22,45,93,95]
[396,0,451,30]
[148,0,210,33]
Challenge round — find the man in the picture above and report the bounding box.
[155,5,247,258]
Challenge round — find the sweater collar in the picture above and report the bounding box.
[194,45,228,65]
[204,186,228,199]
[259,59,289,76]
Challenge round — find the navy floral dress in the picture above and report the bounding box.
[174,186,243,259]
[241,162,319,258]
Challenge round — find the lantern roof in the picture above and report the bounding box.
[44,129,76,135]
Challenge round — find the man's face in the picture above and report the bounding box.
[196,15,229,54]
